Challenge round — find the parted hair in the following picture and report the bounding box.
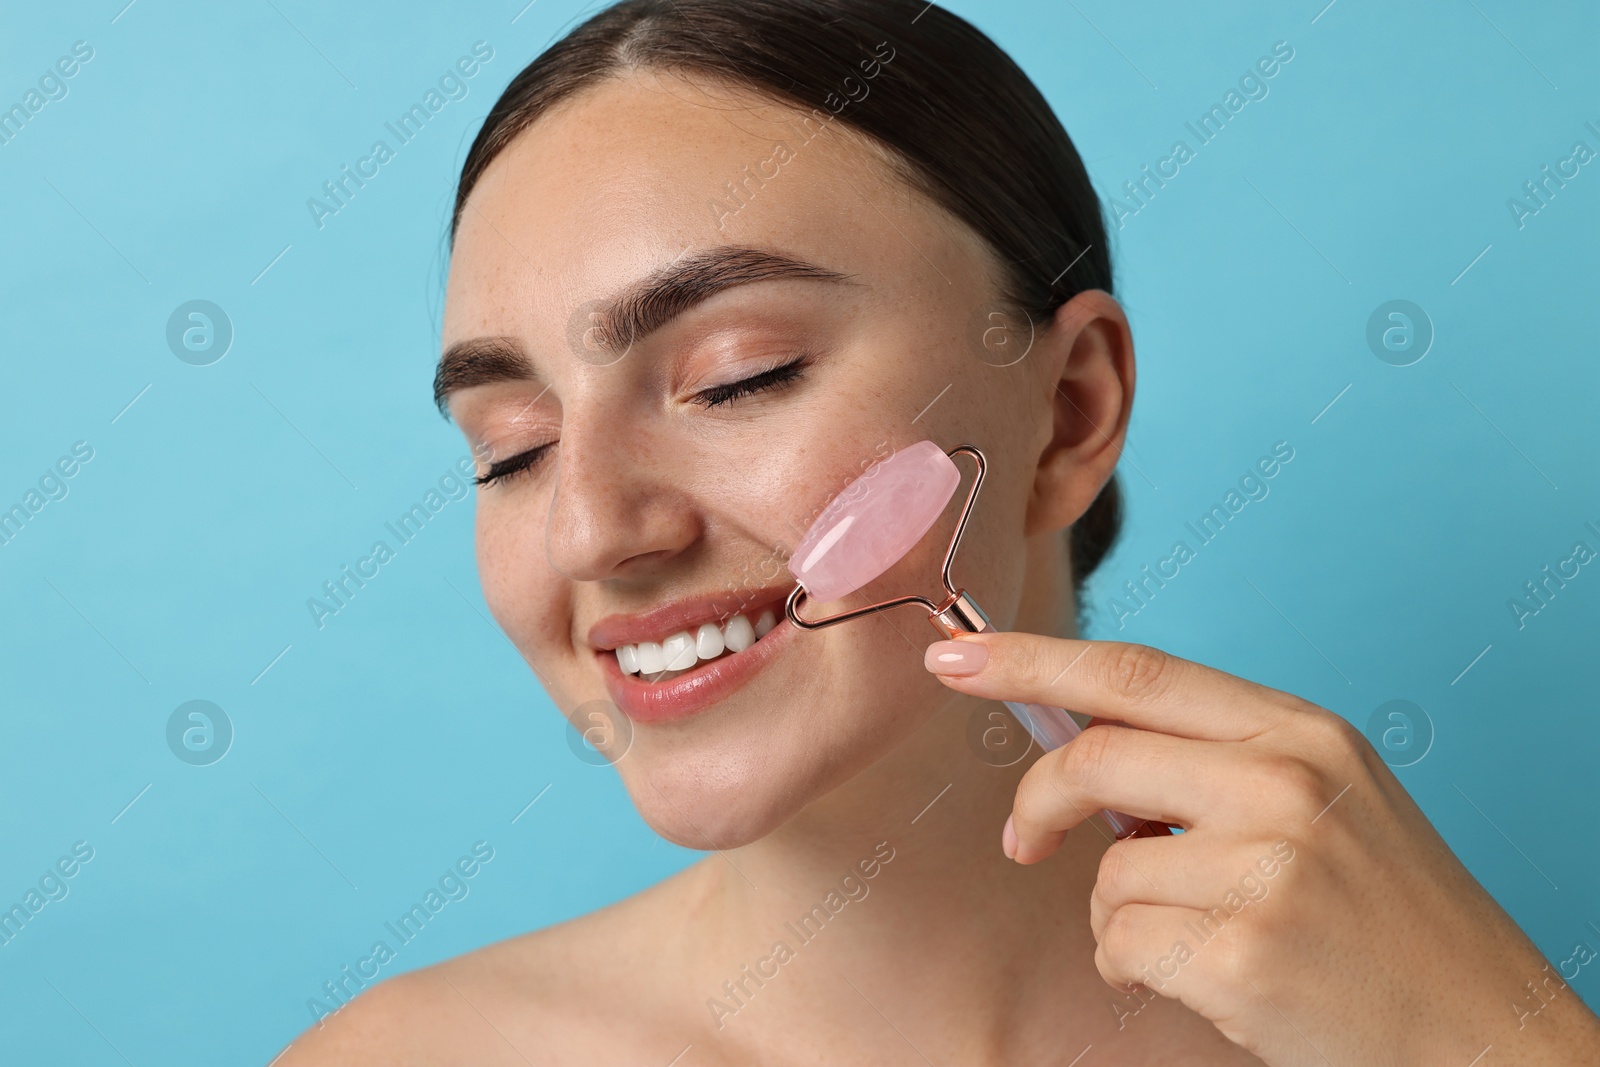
[452,0,1124,618]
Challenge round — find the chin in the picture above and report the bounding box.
[610,672,940,851]
[614,744,810,849]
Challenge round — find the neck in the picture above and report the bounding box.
[679,532,1117,1059]
[689,682,1115,1060]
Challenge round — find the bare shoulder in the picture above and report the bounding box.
[273,861,715,1067]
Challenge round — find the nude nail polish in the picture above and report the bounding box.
[924,639,988,676]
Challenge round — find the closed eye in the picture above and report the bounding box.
[474,444,553,487]
[690,354,810,408]
[475,354,812,488]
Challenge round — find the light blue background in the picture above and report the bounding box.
[1,1,1595,1061]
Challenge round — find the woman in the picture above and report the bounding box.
[282,1,1600,1063]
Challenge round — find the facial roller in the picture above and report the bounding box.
[784,440,1171,841]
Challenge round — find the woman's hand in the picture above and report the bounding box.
[924,632,1600,1067]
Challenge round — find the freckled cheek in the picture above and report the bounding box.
[745,432,901,551]
[473,501,567,658]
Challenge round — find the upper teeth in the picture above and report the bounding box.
[616,609,777,676]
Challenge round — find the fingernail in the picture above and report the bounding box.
[1001,813,1017,860]
[924,639,988,676]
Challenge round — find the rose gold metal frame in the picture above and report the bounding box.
[783,444,992,637]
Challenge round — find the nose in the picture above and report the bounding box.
[543,412,701,582]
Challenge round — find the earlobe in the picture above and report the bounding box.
[1024,290,1135,537]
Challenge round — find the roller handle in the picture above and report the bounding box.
[1003,701,1175,840]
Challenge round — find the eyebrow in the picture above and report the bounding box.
[433,246,856,415]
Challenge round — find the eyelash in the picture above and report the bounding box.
[473,445,550,488]
[473,355,811,488]
[689,353,811,408]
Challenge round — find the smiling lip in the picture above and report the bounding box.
[593,585,797,724]
[587,585,793,651]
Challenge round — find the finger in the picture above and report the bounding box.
[1093,902,1217,1003]
[1088,835,1297,941]
[928,632,1310,742]
[1088,834,1205,941]
[1094,900,1285,1028]
[1009,726,1259,862]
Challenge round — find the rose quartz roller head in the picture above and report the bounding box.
[789,440,962,605]
[784,441,1168,841]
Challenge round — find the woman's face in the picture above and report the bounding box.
[441,69,1081,848]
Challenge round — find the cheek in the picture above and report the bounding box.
[474,496,562,654]
[614,608,953,848]
[691,430,888,577]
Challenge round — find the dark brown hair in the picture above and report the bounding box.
[451,0,1124,619]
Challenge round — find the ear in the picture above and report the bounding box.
[1023,289,1135,538]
